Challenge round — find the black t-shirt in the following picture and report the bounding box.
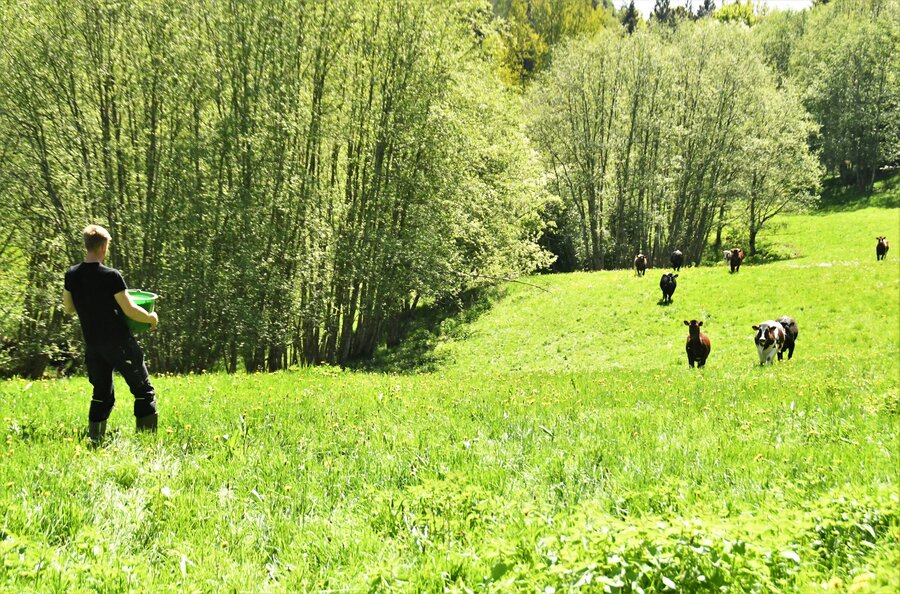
[64,262,132,345]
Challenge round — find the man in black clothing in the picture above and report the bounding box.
[63,225,159,443]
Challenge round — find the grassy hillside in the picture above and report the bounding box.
[0,189,898,592]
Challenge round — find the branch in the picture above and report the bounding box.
[457,271,551,293]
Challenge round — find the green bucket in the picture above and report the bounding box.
[125,290,159,333]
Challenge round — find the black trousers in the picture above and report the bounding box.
[85,337,157,422]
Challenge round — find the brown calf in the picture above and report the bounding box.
[684,320,711,368]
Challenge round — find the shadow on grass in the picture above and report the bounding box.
[657,299,674,306]
[346,286,501,374]
[813,171,900,214]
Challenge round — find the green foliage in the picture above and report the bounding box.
[528,20,820,269]
[788,0,900,189]
[0,0,550,376]
[493,0,616,87]
[752,9,807,84]
[713,0,757,26]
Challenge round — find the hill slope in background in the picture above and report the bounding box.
[425,179,899,375]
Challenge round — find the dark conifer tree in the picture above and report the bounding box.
[622,0,640,33]
[651,0,674,26]
[696,0,716,18]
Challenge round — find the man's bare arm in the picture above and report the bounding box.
[62,289,76,315]
[113,291,159,328]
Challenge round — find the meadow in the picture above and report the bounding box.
[1,187,898,592]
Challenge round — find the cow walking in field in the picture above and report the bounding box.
[776,315,799,360]
[671,250,684,272]
[752,320,786,365]
[727,248,745,273]
[684,320,711,368]
[659,273,677,303]
[876,237,889,261]
[634,254,648,276]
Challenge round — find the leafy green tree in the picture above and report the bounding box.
[496,0,615,86]
[530,21,816,270]
[737,85,822,254]
[0,0,550,376]
[714,0,757,26]
[790,0,899,189]
[753,9,807,85]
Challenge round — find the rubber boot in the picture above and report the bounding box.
[88,420,106,444]
[136,413,158,432]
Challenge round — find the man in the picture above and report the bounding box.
[62,225,159,443]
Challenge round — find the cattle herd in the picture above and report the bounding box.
[632,237,889,367]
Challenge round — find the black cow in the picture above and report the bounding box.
[727,248,744,273]
[876,237,889,261]
[776,315,799,360]
[671,249,684,272]
[634,254,648,276]
[659,273,677,303]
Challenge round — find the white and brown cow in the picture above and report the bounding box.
[752,320,786,365]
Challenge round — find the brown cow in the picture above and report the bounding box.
[684,320,711,368]
[876,237,889,261]
[634,253,648,276]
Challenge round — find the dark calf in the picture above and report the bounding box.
[684,320,711,368]
[659,273,678,303]
[729,248,744,273]
[876,237,889,261]
[776,315,798,360]
[670,250,684,272]
[634,254,648,276]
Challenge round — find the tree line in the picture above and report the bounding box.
[532,0,897,272]
[0,0,549,376]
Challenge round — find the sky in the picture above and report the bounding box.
[615,0,815,18]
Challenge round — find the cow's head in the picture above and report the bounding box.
[684,319,703,336]
[731,248,742,260]
[752,323,779,349]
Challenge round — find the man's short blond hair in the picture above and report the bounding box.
[83,224,111,252]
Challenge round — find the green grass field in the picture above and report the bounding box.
[1,187,898,592]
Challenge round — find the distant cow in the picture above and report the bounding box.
[659,273,678,303]
[727,248,745,273]
[876,237,889,261]
[671,250,684,272]
[634,254,648,276]
[752,320,786,365]
[776,315,799,360]
[684,320,711,368]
